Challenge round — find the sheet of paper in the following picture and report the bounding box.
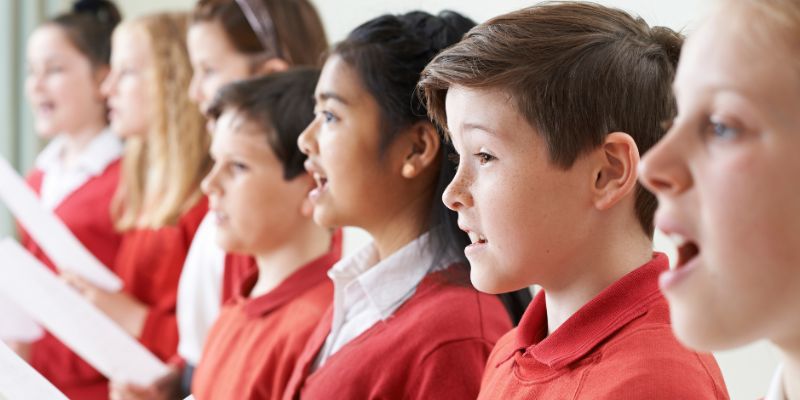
[0,156,121,291]
[0,339,68,399]
[0,238,169,386]
[0,293,42,342]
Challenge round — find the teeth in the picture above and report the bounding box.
[467,232,486,244]
[667,232,688,248]
[313,173,327,188]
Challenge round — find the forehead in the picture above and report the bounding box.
[112,25,152,61]
[28,25,79,58]
[316,55,369,104]
[445,85,526,138]
[187,21,238,56]
[676,9,800,113]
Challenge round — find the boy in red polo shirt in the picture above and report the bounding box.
[419,2,729,399]
[113,68,338,400]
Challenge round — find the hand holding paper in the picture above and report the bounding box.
[0,238,169,386]
[62,271,148,338]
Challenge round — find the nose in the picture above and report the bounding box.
[201,163,222,197]
[442,163,473,212]
[100,71,117,97]
[639,125,693,197]
[297,118,320,156]
[188,73,203,107]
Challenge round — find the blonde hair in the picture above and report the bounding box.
[112,12,210,230]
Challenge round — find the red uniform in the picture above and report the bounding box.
[192,239,340,400]
[22,161,124,400]
[477,253,730,400]
[282,266,512,400]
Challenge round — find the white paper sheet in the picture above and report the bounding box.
[0,293,42,342]
[0,339,68,399]
[0,156,121,291]
[0,238,169,386]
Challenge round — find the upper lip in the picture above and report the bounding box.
[304,159,327,186]
[458,221,486,244]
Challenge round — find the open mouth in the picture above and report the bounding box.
[308,171,328,202]
[671,233,700,270]
[36,101,56,116]
[467,231,487,245]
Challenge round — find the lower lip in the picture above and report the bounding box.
[464,241,487,257]
[659,256,699,291]
[308,184,327,203]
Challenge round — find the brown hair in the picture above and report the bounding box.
[419,1,683,235]
[191,0,328,66]
[47,0,122,68]
[206,67,320,180]
[112,12,211,230]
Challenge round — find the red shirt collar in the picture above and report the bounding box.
[239,232,342,318]
[508,252,669,369]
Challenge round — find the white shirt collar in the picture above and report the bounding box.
[35,128,123,176]
[329,231,454,320]
[765,364,787,400]
[313,232,460,368]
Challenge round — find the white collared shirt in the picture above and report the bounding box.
[765,365,787,400]
[313,232,459,369]
[35,128,123,210]
[176,213,226,365]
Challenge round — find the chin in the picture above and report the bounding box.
[669,306,755,352]
[470,268,509,295]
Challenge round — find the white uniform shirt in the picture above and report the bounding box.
[765,364,786,400]
[36,128,122,210]
[313,232,459,369]
[175,214,226,365]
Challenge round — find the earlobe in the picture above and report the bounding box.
[255,58,290,75]
[593,132,639,210]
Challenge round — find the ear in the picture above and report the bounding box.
[253,57,290,75]
[399,122,441,179]
[592,132,639,210]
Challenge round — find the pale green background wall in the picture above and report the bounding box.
[1,0,781,398]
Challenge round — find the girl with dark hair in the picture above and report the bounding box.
[14,1,124,398]
[283,11,523,399]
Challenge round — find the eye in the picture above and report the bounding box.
[475,151,496,165]
[708,117,740,140]
[230,161,249,173]
[320,110,338,124]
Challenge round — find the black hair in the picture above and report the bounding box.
[48,0,122,67]
[332,11,531,324]
[206,67,321,180]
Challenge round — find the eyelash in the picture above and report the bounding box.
[708,118,740,140]
[475,152,496,165]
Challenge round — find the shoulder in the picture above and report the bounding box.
[586,321,728,399]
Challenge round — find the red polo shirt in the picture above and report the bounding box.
[282,266,513,400]
[191,242,339,400]
[478,253,729,399]
[23,161,124,400]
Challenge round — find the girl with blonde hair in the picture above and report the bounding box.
[61,11,210,400]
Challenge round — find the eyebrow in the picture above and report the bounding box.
[462,122,497,137]
[317,91,350,106]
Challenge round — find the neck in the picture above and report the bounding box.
[365,189,431,262]
[250,223,332,297]
[61,121,106,168]
[543,218,653,335]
